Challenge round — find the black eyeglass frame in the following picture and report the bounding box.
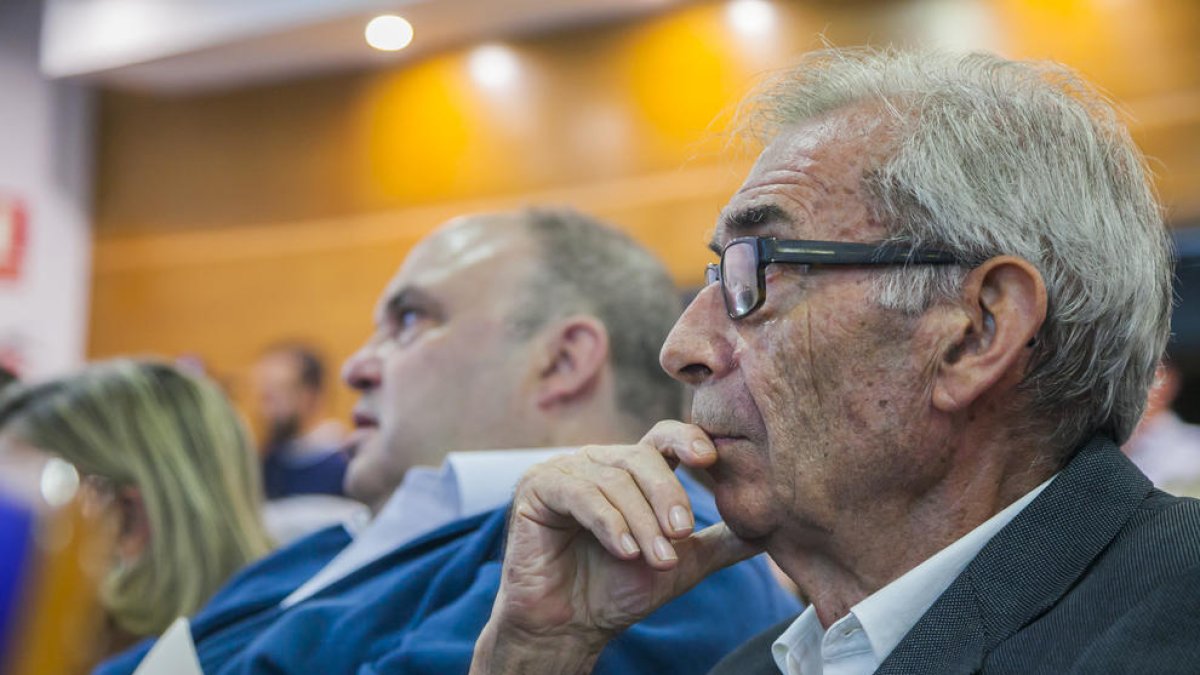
[706,236,964,320]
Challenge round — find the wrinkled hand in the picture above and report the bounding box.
[471,421,763,675]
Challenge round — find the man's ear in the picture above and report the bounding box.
[534,316,610,410]
[933,256,1047,413]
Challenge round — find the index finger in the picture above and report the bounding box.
[641,420,718,468]
[579,443,695,545]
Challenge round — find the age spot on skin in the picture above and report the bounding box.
[877,399,889,409]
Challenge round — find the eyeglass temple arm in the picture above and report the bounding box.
[764,238,961,266]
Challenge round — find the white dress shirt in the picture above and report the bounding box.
[772,475,1055,675]
[281,447,569,608]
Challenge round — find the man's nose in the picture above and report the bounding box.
[660,284,734,387]
[341,342,382,392]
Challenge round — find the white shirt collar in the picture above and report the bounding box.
[445,448,570,518]
[281,447,572,608]
[773,474,1055,675]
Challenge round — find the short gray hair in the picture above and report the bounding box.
[508,208,685,430]
[745,48,1173,453]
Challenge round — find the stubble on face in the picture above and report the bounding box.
[703,107,949,547]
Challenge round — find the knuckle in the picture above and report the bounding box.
[579,444,622,465]
[594,464,631,486]
[643,474,678,495]
[592,505,626,538]
[537,454,575,476]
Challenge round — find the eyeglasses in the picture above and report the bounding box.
[706,236,963,320]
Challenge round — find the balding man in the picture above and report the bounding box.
[100,208,798,674]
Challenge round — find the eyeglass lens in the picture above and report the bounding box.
[722,240,759,318]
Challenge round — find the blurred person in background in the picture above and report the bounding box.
[1124,356,1200,496]
[0,360,274,658]
[252,343,348,498]
[251,343,365,543]
[98,208,800,675]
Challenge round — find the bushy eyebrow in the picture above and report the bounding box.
[709,204,794,254]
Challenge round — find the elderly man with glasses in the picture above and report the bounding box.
[470,48,1200,674]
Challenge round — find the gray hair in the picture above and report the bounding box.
[745,48,1173,454]
[508,208,685,430]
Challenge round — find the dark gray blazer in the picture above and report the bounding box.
[710,436,1200,674]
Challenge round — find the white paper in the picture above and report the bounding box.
[133,617,203,675]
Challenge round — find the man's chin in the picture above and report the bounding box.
[342,427,378,461]
[343,452,384,504]
[722,515,775,543]
[711,485,776,542]
[343,469,387,512]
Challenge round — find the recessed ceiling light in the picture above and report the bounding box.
[468,44,520,90]
[727,0,775,37]
[365,15,414,52]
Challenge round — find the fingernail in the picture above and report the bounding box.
[692,439,716,459]
[620,533,640,556]
[654,537,677,562]
[669,505,692,533]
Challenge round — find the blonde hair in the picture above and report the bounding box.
[1,359,273,635]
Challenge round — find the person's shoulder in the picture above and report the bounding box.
[1085,490,1200,589]
[258,522,354,571]
[1063,557,1200,672]
[204,524,353,609]
[1129,490,1200,548]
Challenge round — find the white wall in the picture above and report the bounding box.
[0,0,93,380]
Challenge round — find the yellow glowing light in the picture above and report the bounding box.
[365,15,414,52]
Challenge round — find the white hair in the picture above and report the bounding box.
[746,48,1173,453]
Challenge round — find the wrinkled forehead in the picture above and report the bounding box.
[376,216,537,316]
[711,109,895,251]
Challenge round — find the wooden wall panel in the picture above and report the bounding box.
[89,160,749,426]
[89,0,1200,429]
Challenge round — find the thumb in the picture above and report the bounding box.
[671,522,765,593]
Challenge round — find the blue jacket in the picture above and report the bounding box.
[98,472,801,674]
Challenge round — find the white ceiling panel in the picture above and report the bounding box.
[40,0,683,93]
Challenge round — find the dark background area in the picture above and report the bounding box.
[1172,227,1200,422]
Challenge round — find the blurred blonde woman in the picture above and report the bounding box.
[0,359,273,643]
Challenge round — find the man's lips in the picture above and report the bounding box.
[343,413,379,458]
[708,435,748,447]
[352,411,379,429]
[695,424,748,445]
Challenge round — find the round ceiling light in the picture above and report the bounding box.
[365,15,414,52]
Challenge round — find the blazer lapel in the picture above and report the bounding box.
[877,436,1152,674]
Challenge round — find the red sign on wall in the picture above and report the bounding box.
[0,193,28,281]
